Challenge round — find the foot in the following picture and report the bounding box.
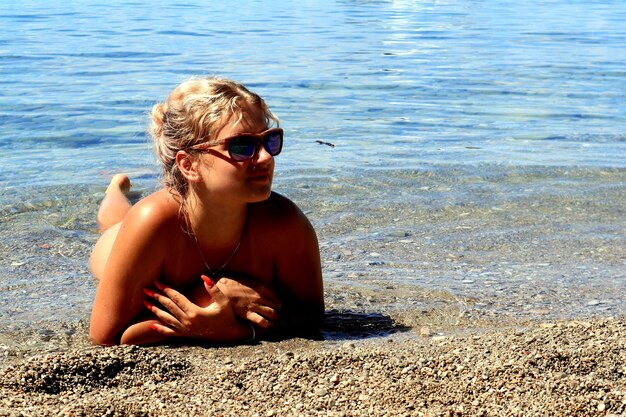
[106,174,131,194]
[97,174,133,233]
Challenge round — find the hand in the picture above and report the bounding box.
[216,276,281,328]
[142,276,251,342]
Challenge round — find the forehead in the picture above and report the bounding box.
[217,104,267,139]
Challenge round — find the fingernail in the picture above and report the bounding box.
[201,274,214,288]
[143,300,154,309]
[155,282,165,291]
[149,323,159,331]
[143,288,155,297]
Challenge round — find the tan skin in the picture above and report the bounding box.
[89,106,324,346]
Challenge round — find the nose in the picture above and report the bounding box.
[253,142,273,165]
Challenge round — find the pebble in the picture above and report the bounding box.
[387,231,411,238]
[1,317,625,417]
[419,326,433,337]
[278,351,295,361]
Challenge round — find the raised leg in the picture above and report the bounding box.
[91,174,132,280]
[96,174,132,233]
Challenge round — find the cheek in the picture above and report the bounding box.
[207,158,241,178]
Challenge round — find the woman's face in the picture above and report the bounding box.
[197,105,275,204]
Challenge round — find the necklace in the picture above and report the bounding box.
[191,211,247,279]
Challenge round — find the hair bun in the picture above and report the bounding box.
[151,102,168,129]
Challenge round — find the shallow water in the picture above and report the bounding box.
[1,0,625,351]
[1,165,623,353]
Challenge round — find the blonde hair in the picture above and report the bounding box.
[149,76,279,197]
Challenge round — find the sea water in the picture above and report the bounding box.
[0,0,625,349]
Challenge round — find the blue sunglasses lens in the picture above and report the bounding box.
[229,139,256,161]
[229,130,283,161]
[264,131,283,155]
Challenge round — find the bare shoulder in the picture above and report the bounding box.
[107,189,185,259]
[123,188,181,230]
[250,192,311,228]
[95,188,184,282]
[251,194,324,319]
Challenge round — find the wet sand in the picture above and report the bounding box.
[1,315,624,416]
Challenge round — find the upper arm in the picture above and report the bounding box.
[89,202,168,345]
[272,198,324,317]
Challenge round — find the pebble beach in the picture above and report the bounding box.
[1,315,624,416]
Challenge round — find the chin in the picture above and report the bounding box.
[248,186,273,203]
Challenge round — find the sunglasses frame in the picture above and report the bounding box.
[187,128,283,161]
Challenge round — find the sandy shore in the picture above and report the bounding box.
[1,316,624,417]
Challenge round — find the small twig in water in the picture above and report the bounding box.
[315,140,335,148]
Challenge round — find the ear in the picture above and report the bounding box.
[176,151,202,183]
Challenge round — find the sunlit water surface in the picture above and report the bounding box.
[0,0,624,349]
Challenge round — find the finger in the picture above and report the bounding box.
[245,311,272,328]
[143,288,186,320]
[202,275,229,306]
[143,301,186,332]
[257,289,282,309]
[222,277,282,309]
[200,275,216,302]
[243,282,281,308]
[251,296,281,311]
[155,282,196,315]
[253,304,280,322]
[143,287,158,300]
[149,322,183,337]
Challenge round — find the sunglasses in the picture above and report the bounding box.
[188,128,283,162]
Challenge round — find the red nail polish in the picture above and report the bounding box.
[149,323,158,331]
[143,288,155,297]
[143,300,153,309]
[201,274,214,288]
[155,282,165,291]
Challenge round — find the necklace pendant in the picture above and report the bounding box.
[191,209,247,283]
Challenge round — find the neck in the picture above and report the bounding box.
[184,191,248,248]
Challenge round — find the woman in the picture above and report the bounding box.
[89,77,324,346]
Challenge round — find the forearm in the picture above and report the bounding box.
[120,320,169,345]
[121,318,255,345]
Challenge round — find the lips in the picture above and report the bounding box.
[249,171,271,181]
